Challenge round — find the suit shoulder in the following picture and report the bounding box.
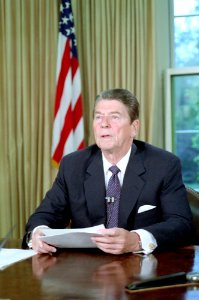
[134,139,180,162]
[60,144,100,165]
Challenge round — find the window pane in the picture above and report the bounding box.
[173,75,199,130]
[174,0,199,16]
[174,16,199,67]
[176,132,199,189]
[171,74,199,189]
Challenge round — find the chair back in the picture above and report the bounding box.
[186,186,199,245]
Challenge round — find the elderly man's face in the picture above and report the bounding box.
[93,100,139,156]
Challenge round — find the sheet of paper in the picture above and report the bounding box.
[0,248,37,270]
[39,224,105,248]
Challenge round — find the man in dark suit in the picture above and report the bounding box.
[23,88,193,254]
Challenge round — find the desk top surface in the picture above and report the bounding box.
[0,241,199,300]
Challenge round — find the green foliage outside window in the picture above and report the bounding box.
[173,0,199,189]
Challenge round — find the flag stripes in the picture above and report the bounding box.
[51,0,84,166]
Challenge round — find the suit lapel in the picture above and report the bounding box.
[118,146,146,228]
[84,149,106,225]
[84,144,146,228]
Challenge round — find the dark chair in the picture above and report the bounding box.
[186,186,199,245]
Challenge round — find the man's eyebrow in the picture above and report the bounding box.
[109,111,121,115]
[94,111,103,114]
[94,111,121,115]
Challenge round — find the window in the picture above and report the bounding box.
[165,0,199,190]
[174,0,199,67]
[165,68,199,190]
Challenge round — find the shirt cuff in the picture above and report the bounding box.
[132,229,157,255]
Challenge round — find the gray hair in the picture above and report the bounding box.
[95,88,139,123]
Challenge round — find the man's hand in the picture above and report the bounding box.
[32,228,57,254]
[91,228,141,254]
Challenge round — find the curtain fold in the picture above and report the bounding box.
[0,0,169,238]
[0,0,59,237]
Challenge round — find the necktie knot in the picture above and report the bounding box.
[109,165,120,175]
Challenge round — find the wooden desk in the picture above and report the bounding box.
[0,242,199,300]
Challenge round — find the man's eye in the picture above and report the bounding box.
[95,115,102,120]
[111,115,119,119]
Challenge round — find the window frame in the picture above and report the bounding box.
[165,66,199,152]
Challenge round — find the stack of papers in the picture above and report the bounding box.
[39,224,105,248]
[0,249,37,270]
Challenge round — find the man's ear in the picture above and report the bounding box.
[131,119,140,138]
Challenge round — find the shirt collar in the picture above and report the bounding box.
[102,147,132,175]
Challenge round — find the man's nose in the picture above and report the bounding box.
[101,116,110,127]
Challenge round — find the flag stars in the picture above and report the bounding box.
[62,17,69,24]
[65,28,71,36]
[69,13,74,21]
[71,27,75,34]
[58,0,78,49]
[65,1,71,9]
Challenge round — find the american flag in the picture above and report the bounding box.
[51,0,84,166]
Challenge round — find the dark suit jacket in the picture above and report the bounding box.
[23,140,193,250]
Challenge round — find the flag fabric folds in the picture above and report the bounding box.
[51,0,84,166]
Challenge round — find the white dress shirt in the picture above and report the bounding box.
[102,147,157,255]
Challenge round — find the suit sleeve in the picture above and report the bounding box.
[24,159,71,232]
[142,156,193,250]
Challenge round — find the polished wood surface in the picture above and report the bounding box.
[1,242,199,300]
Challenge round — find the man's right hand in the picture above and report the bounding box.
[32,228,57,254]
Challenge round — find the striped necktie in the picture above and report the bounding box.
[105,165,121,228]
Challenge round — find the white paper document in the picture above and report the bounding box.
[39,224,105,248]
[0,248,37,270]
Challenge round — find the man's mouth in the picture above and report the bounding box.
[101,134,111,138]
